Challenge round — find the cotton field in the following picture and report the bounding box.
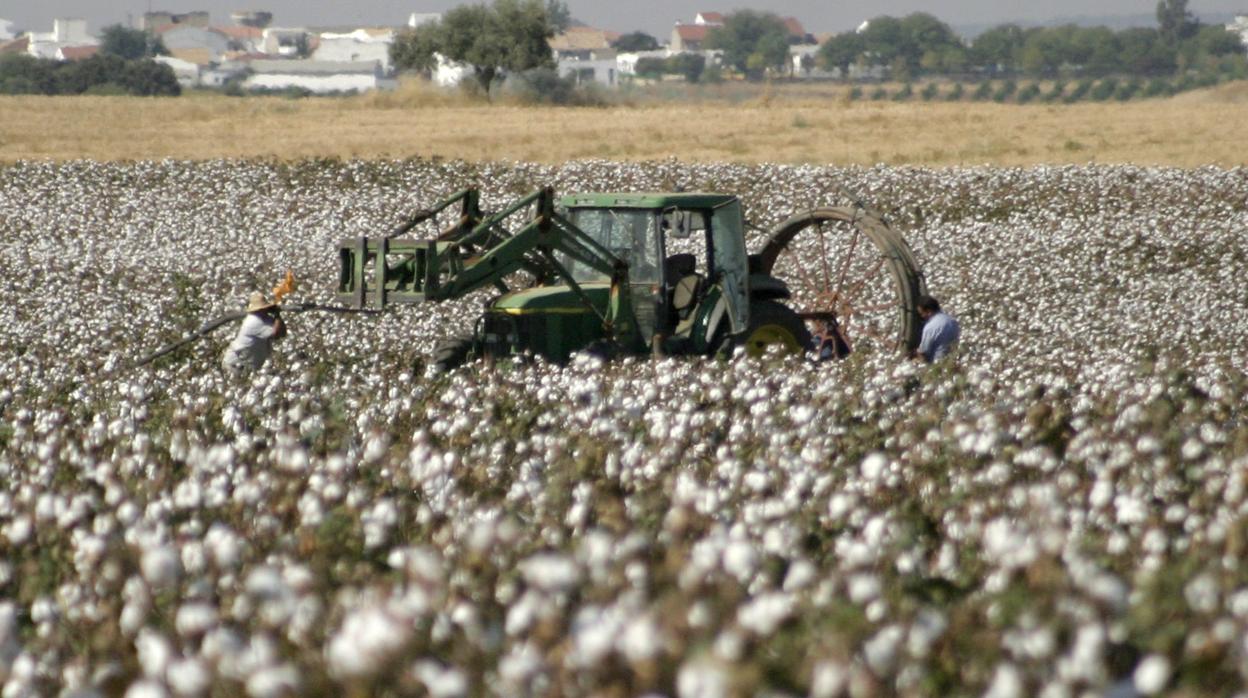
[1,158,1247,697]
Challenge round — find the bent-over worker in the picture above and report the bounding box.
[913,295,959,363]
[222,292,287,374]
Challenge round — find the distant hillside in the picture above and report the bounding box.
[954,11,1240,38]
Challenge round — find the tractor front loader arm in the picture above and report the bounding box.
[337,188,631,334]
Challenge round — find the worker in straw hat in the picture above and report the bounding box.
[222,291,287,374]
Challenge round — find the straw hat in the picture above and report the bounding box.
[246,291,277,313]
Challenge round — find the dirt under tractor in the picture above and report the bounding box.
[336,187,926,370]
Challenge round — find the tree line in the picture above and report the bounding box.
[0,25,180,96]
[818,0,1245,81]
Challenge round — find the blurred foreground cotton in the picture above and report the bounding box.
[0,158,1245,696]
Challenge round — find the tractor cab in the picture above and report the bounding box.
[559,193,750,354]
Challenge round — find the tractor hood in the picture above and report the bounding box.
[490,283,611,314]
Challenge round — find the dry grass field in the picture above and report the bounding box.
[2,80,1247,166]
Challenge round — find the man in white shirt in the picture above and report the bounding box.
[914,295,959,363]
[222,292,287,374]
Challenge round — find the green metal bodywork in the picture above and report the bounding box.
[337,187,754,363]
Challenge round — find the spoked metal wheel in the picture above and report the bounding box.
[756,207,926,356]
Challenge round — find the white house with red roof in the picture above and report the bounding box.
[670,24,710,52]
[26,18,98,60]
[672,11,724,51]
[57,45,99,61]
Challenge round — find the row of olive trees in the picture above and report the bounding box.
[848,73,1230,104]
[818,0,1245,80]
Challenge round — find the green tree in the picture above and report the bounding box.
[390,0,560,97]
[119,58,181,96]
[900,12,962,67]
[613,31,658,52]
[859,13,963,77]
[1118,28,1175,74]
[1019,25,1081,76]
[545,0,571,33]
[1192,25,1245,58]
[634,56,666,78]
[1156,0,1197,43]
[858,16,906,66]
[667,53,706,82]
[817,32,865,79]
[0,54,56,94]
[100,24,167,60]
[969,24,1025,73]
[705,10,791,80]
[1071,26,1121,75]
[390,21,442,74]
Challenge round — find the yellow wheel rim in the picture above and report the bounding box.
[744,324,802,358]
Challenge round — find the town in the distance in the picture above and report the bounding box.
[1,5,1247,96]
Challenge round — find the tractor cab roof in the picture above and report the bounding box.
[560,192,738,210]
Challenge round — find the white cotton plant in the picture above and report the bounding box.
[0,159,1247,695]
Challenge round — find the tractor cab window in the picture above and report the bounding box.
[661,209,710,276]
[709,200,748,334]
[563,208,661,284]
[660,206,747,337]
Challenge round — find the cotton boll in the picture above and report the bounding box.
[325,607,411,680]
[412,661,468,698]
[1133,655,1170,695]
[140,547,181,589]
[245,664,299,698]
[124,681,170,698]
[134,629,173,679]
[166,659,210,697]
[677,658,729,698]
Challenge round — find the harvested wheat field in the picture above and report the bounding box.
[2,81,1247,166]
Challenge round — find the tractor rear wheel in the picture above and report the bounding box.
[730,301,813,359]
[758,207,926,355]
[432,336,473,372]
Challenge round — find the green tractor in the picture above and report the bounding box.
[337,187,926,369]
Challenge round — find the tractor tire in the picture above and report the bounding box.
[432,336,474,372]
[729,301,813,359]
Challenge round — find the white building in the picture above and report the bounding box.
[432,53,473,87]
[313,28,395,73]
[158,25,232,65]
[242,59,391,93]
[154,55,202,87]
[408,13,441,29]
[0,19,15,42]
[558,57,616,87]
[261,27,309,56]
[616,50,668,76]
[27,18,97,59]
[203,61,250,88]
[789,45,841,79]
[1228,15,1248,52]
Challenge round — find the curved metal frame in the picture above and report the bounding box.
[757,207,927,354]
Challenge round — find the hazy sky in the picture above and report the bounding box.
[5,1,1245,39]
